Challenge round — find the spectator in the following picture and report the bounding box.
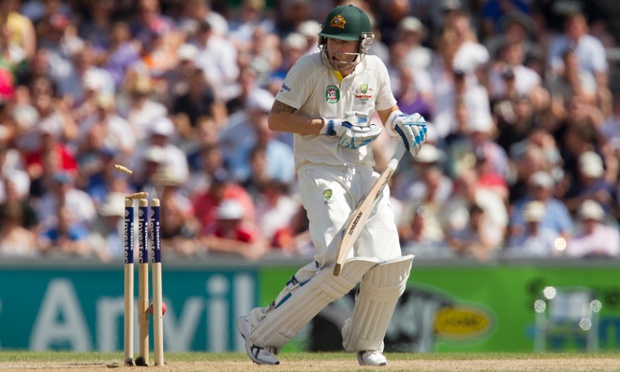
[494,95,539,155]
[447,203,499,261]
[171,66,224,131]
[17,75,78,153]
[228,0,276,49]
[397,16,433,71]
[0,144,30,204]
[192,168,256,234]
[130,116,189,185]
[101,22,141,90]
[473,150,509,201]
[400,204,453,258]
[88,191,126,261]
[398,166,451,251]
[507,133,557,204]
[36,14,86,101]
[450,12,490,79]
[153,168,199,257]
[442,169,508,249]
[394,143,451,203]
[65,44,115,103]
[129,0,177,46]
[480,0,531,39]
[484,11,541,63]
[185,114,221,167]
[270,203,313,255]
[20,0,73,25]
[0,0,36,64]
[185,132,225,197]
[391,61,433,120]
[192,20,240,104]
[39,204,91,257]
[430,32,491,139]
[254,179,300,246]
[226,92,294,183]
[23,121,78,197]
[201,198,267,260]
[120,74,168,141]
[137,19,179,82]
[275,0,312,39]
[488,41,547,109]
[267,32,307,97]
[563,151,615,214]
[0,200,37,257]
[83,148,131,206]
[225,65,263,115]
[161,42,198,107]
[546,47,597,107]
[77,0,116,52]
[178,0,229,37]
[237,26,280,91]
[548,12,608,89]
[36,171,96,231]
[220,88,293,180]
[77,94,135,159]
[432,0,467,40]
[510,170,573,242]
[447,113,508,180]
[131,145,164,198]
[565,200,620,258]
[241,146,273,203]
[506,200,561,257]
[297,20,321,56]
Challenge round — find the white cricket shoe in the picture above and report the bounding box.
[357,350,387,366]
[237,315,280,365]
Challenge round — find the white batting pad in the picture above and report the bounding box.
[250,258,377,350]
[342,255,414,352]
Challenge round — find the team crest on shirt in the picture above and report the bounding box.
[326,85,340,104]
[354,84,373,104]
[330,15,346,29]
[323,189,333,204]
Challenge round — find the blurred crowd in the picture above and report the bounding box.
[0,0,619,262]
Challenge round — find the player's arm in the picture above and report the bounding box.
[377,106,400,126]
[269,100,381,149]
[268,100,324,134]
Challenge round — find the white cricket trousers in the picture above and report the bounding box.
[248,162,403,328]
[297,162,402,266]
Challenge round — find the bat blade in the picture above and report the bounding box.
[333,143,407,276]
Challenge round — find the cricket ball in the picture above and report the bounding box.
[149,301,167,316]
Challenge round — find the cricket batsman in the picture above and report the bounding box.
[238,4,428,366]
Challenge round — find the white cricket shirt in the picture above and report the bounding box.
[275,53,397,169]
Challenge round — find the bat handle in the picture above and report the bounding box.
[333,264,342,276]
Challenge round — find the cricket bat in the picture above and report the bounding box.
[333,141,408,276]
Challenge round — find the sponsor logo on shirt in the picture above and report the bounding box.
[354,83,373,103]
[323,189,333,204]
[326,85,340,104]
[280,83,291,93]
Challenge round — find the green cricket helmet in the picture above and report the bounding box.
[318,5,375,71]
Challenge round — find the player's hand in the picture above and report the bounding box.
[321,112,382,149]
[386,111,427,155]
[339,122,382,149]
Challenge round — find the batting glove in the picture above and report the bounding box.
[386,110,427,155]
[321,112,382,149]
